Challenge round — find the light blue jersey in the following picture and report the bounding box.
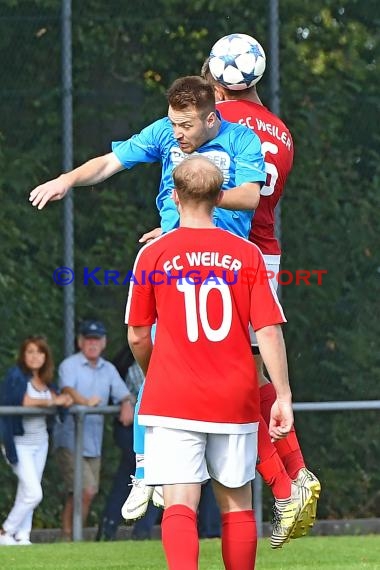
[112,113,266,238]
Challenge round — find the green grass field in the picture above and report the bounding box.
[1,536,379,569]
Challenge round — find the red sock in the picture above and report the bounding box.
[161,505,199,570]
[275,435,305,480]
[221,510,257,570]
[257,417,292,498]
[260,384,305,480]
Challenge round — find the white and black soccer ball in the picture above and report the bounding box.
[209,33,266,90]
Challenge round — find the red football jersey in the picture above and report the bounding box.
[125,227,286,433]
[216,100,294,255]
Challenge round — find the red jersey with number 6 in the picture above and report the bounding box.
[216,100,294,255]
[125,227,286,433]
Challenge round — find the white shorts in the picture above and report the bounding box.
[250,255,280,347]
[144,426,257,488]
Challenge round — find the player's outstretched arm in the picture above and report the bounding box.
[255,324,294,441]
[29,152,124,210]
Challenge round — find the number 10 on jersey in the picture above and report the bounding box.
[177,279,232,342]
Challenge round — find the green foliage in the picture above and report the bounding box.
[0,0,379,527]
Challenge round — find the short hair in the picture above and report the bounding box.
[167,76,216,118]
[200,57,215,84]
[173,156,223,207]
[18,335,54,385]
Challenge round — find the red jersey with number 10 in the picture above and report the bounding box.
[216,100,294,255]
[125,227,286,433]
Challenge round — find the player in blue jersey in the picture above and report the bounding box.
[30,76,265,240]
[112,90,265,237]
[29,75,266,521]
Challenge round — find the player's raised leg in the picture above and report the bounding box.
[258,367,321,538]
[257,414,303,548]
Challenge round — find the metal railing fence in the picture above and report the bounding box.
[1,401,380,540]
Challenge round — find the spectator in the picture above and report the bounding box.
[54,320,134,540]
[0,335,72,546]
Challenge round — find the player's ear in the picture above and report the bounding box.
[206,112,217,128]
[214,84,226,102]
[173,189,180,206]
[215,191,223,206]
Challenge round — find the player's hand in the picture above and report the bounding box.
[139,227,162,243]
[86,395,102,407]
[29,175,70,210]
[268,398,294,442]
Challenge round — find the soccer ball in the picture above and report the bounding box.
[209,33,266,90]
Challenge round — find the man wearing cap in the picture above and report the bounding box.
[54,319,134,540]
